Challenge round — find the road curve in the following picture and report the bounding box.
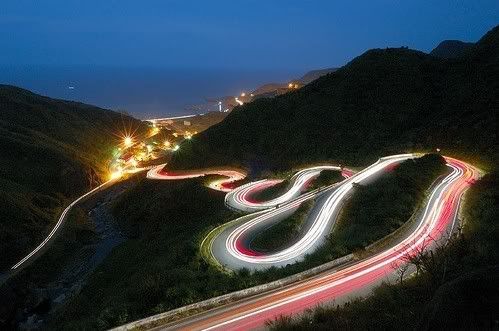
[225,166,346,212]
[5,167,154,278]
[118,155,478,331]
[8,180,114,274]
[147,164,246,192]
[214,154,413,269]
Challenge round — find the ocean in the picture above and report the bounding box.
[0,66,300,119]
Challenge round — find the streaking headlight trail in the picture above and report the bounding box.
[117,155,479,331]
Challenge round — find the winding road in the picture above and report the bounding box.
[7,151,479,330]
[116,154,478,330]
[147,165,246,192]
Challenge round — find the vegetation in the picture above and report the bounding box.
[429,40,474,59]
[0,205,98,329]
[250,179,290,202]
[170,26,498,173]
[250,169,343,252]
[328,154,447,255]
[250,201,314,252]
[251,169,343,202]
[267,173,499,330]
[308,170,344,189]
[0,85,147,269]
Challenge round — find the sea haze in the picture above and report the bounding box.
[0,66,300,119]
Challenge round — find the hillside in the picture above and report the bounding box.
[0,86,147,269]
[250,68,337,99]
[430,40,474,58]
[296,67,337,84]
[170,26,498,173]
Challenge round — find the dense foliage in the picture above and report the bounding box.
[267,173,499,330]
[250,179,290,202]
[251,169,344,252]
[250,201,314,252]
[170,26,498,173]
[328,154,447,255]
[0,85,146,269]
[308,170,344,189]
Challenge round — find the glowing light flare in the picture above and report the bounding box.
[109,169,123,180]
[123,136,133,147]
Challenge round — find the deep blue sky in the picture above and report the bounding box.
[1,1,498,70]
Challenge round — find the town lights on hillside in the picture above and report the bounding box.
[164,140,171,148]
[173,145,180,151]
[288,83,293,88]
[151,126,160,135]
[241,92,246,97]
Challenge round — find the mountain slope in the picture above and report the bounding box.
[0,86,146,269]
[430,40,474,59]
[170,26,498,173]
[296,67,337,84]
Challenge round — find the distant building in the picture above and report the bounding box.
[183,121,191,126]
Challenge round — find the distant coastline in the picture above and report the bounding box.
[0,66,301,119]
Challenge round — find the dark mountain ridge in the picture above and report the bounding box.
[170,26,498,173]
[0,85,146,268]
[430,40,475,59]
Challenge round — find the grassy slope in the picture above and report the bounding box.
[329,154,447,254]
[250,179,290,202]
[0,85,146,269]
[170,26,498,173]
[250,201,314,252]
[251,170,344,252]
